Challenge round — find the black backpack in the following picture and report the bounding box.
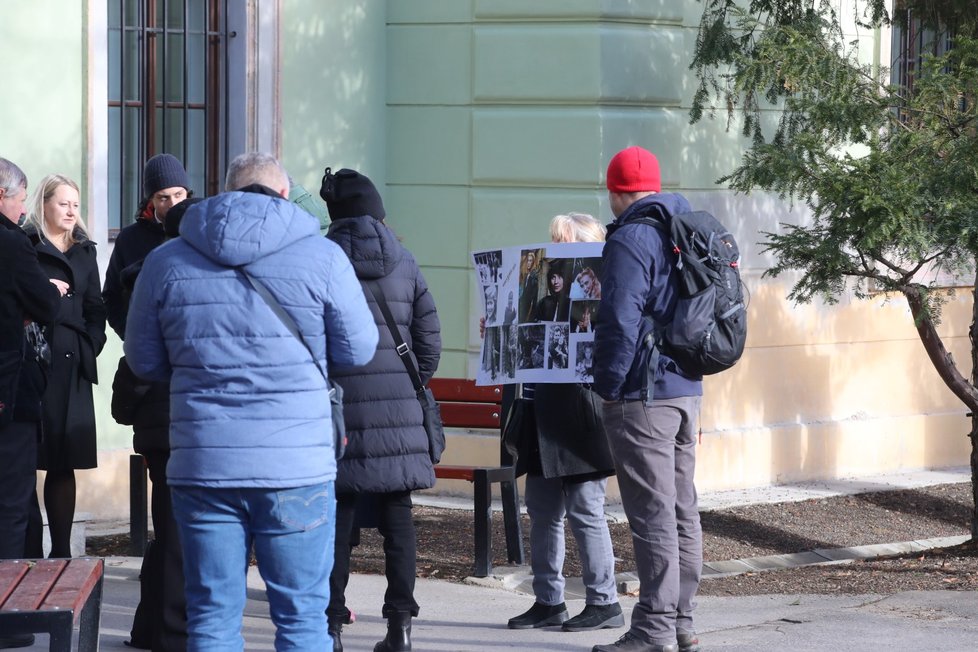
[635,210,747,376]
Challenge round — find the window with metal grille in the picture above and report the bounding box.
[890,6,954,99]
[107,0,231,236]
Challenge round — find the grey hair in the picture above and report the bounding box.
[225,152,288,192]
[0,157,28,195]
[550,212,606,244]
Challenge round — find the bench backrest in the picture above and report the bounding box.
[429,378,503,430]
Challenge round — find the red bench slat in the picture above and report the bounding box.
[434,465,476,481]
[429,378,502,403]
[439,402,502,429]
[41,559,103,616]
[0,561,30,608]
[0,559,66,612]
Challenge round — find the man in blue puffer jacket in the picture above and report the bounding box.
[124,152,378,651]
[592,147,704,652]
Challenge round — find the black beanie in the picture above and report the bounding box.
[143,153,191,197]
[319,167,385,221]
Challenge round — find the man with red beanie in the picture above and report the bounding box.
[591,146,703,652]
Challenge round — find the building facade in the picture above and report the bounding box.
[0,0,968,519]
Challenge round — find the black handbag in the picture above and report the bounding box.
[501,389,536,478]
[365,281,446,464]
[237,269,347,460]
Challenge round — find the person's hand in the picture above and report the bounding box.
[49,279,70,296]
[479,316,486,339]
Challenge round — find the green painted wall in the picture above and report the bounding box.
[0,2,85,192]
[279,0,387,211]
[385,1,709,377]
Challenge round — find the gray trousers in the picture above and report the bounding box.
[525,474,618,606]
[602,396,702,645]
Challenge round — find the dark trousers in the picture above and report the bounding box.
[602,396,703,646]
[130,451,188,652]
[328,490,419,620]
[0,421,39,559]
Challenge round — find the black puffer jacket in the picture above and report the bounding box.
[327,216,441,494]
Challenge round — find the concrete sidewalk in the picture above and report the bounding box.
[21,556,978,651]
[28,466,976,650]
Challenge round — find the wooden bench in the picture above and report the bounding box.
[429,378,525,578]
[0,558,104,651]
[129,379,527,577]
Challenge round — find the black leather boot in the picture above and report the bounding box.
[327,618,344,652]
[373,611,411,652]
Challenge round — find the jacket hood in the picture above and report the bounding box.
[327,215,404,280]
[179,190,320,267]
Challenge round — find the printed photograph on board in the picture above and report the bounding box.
[518,248,545,324]
[546,324,570,370]
[473,241,603,385]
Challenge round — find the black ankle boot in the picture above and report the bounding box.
[373,611,411,652]
[328,623,343,652]
[327,616,344,652]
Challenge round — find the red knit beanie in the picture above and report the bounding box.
[606,146,661,193]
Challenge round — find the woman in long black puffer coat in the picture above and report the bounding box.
[24,174,106,559]
[321,167,441,652]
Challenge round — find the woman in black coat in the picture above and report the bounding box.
[24,174,106,558]
[321,168,441,652]
[505,213,622,633]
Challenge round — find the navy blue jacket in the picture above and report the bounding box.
[593,194,703,401]
[327,215,441,494]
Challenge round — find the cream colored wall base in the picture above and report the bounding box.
[65,412,971,522]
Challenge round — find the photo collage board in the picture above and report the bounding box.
[473,241,604,386]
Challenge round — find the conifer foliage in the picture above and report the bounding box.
[691,1,978,536]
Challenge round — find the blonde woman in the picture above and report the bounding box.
[507,212,623,633]
[24,174,106,558]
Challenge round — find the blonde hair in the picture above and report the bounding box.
[26,174,88,246]
[550,212,606,244]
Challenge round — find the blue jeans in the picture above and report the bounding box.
[171,482,336,652]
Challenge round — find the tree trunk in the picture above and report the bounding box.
[904,284,978,539]
[970,278,978,540]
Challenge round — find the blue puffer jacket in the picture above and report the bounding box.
[326,215,441,494]
[593,193,703,401]
[124,189,379,488]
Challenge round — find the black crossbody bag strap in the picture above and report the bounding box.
[237,269,328,383]
[364,281,424,393]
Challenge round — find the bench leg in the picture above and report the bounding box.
[500,478,525,565]
[471,469,492,578]
[129,454,148,557]
[77,571,104,652]
[46,611,75,652]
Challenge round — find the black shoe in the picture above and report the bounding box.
[0,635,35,649]
[563,603,625,632]
[507,601,569,629]
[592,631,678,652]
[328,621,343,652]
[677,630,701,652]
[374,611,411,652]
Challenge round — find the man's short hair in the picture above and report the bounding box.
[225,152,289,192]
[0,157,28,195]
